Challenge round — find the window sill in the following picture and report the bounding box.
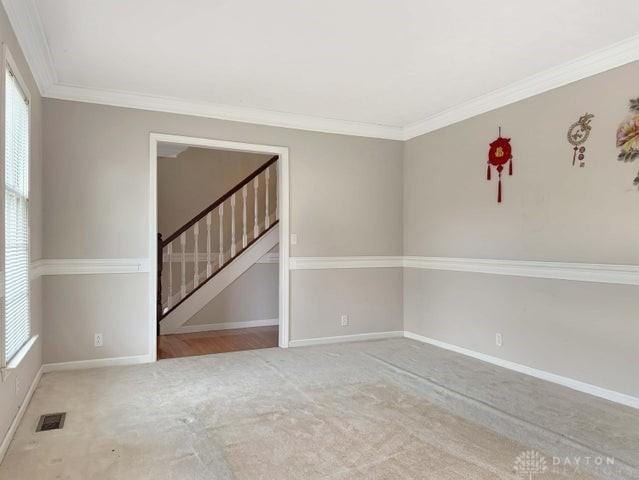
[2,335,39,382]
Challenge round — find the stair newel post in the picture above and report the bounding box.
[206,212,212,277]
[218,204,224,268]
[156,233,163,333]
[275,161,279,221]
[180,232,187,299]
[167,242,173,308]
[242,185,248,248]
[230,193,237,257]
[253,176,259,239]
[193,222,199,288]
[265,167,270,229]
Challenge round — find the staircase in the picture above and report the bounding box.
[157,155,279,334]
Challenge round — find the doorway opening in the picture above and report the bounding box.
[148,135,290,361]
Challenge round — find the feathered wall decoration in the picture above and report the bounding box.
[616,98,639,189]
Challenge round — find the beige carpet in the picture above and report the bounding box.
[2,338,633,479]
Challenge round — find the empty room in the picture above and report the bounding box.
[0,1,637,479]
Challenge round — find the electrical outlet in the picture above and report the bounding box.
[340,314,349,327]
[94,333,104,347]
[495,333,503,347]
[290,233,298,245]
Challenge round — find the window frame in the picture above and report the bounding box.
[1,45,32,370]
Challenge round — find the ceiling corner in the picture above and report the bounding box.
[2,0,57,95]
[4,1,639,143]
[402,34,639,140]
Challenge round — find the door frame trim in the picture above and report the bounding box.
[148,133,290,360]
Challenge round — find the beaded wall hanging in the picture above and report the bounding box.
[567,113,594,167]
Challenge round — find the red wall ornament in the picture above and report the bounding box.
[486,127,513,203]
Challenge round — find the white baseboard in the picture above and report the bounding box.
[0,365,43,463]
[404,331,639,410]
[172,319,279,334]
[289,330,404,348]
[42,354,152,372]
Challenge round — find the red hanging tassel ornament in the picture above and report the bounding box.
[487,164,491,180]
[487,127,513,203]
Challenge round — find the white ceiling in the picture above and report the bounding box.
[5,0,639,139]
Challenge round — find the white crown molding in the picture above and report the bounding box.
[44,83,405,140]
[0,0,404,140]
[29,259,45,280]
[403,256,639,286]
[161,250,278,264]
[404,331,639,410]
[163,252,278,308]
[22,255,639,285]
[1,0,56,95]
[289,256,403,270]
[31,258,150,277]
[402,34,639,140]
[163,252,218,263]
[3,1,639,140]
[157,143,189,158]
[288,256,639,286]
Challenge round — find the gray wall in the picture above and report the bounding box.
[185,263,278,327]
[0,3,44,448]
[403,61,639,397]
[291,267,403,340]
[22,11,637,408]
[42,99,404,362]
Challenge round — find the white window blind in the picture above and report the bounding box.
[4,64,30,364]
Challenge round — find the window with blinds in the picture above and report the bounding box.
[4,63,30,365]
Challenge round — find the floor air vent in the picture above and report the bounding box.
[36,413,66,432]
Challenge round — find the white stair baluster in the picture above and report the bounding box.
[167,243,173,308]
[193,223,199,288]
[242,185,248,248]
[275,163,279,221]
[206,212,212,277]
[230,193,236,257]
[180,232,186,299]
[218,204,224,267]
[253,176,259,238]
[265,167,270,229]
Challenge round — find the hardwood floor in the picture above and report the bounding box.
[158,325,279,359]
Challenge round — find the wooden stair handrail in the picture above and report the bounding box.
[162,154,279,246]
